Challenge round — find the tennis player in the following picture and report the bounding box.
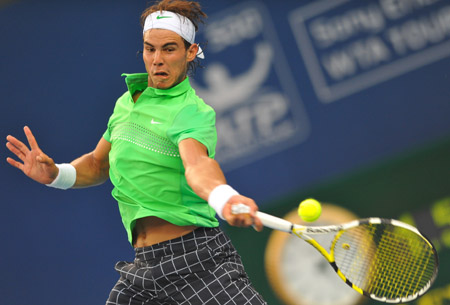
[5,0,267,304]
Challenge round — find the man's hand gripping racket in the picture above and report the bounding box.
[232,203,439,303]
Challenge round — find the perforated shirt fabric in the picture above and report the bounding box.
[103,73,219,244]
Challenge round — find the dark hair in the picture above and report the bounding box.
[140,0,207,75]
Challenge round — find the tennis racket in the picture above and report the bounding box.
[232,204,439,303]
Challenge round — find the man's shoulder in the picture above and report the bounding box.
[186,88,215,113]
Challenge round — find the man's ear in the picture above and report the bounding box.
[187,43,199,62]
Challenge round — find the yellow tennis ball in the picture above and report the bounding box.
[298,198,322,222]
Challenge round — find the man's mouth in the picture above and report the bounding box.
[154,71,168,77]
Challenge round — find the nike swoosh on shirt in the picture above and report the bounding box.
[151,119,162,124]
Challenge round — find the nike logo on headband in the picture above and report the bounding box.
[156,15,172,20]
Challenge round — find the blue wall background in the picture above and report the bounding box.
[1,0,449,304]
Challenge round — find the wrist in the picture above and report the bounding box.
[46,163,76,190]
[208,184,239,219]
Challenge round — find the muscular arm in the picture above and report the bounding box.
[179,138,226,199]
[71,137,111,188]
[179,138,262,230]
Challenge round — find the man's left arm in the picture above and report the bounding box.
[179,138,262,231]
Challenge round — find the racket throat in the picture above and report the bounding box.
[302,235,334,262]
[330,261,365,295]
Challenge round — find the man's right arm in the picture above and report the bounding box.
[71,137,111,188]
[6,126,110,189]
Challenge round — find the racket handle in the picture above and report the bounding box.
[231,203,293,233]
[256,211,293,232]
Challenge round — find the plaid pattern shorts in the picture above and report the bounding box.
[106,227,267,305]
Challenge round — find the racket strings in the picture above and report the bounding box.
[368,229,419,298]
[333,223,437,300]
[372,226,436,298]
[332,226,376,289]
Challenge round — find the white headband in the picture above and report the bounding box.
[143,10,204,59]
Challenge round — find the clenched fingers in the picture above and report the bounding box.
[223,198,264,232]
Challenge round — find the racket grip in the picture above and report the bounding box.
[256,211,293,233]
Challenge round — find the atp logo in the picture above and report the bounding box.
[192,2,310,170]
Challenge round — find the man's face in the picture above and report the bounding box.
[143,29,197,89]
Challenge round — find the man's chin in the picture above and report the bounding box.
[153,80,172,89]
[149,76,185,89]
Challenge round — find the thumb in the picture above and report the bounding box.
[36,153,54,165]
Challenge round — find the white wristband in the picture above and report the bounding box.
[208,184,239,220]
[46,163,76,190]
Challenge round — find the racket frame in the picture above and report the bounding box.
[231,204,439,303]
